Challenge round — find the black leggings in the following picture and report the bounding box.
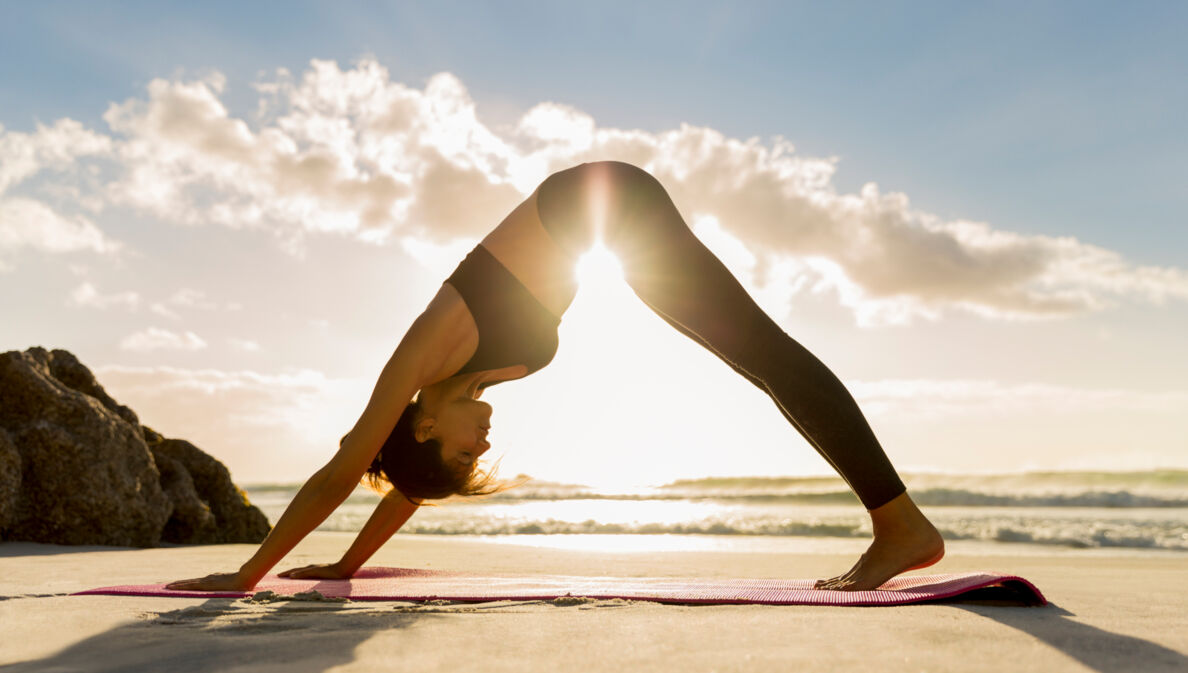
[536,161,906,510]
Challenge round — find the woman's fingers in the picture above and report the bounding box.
[278,564,314,578]
[166,577,213,590]
[165,576,218,589]
[164,571,247,592]
[278,563,341,580]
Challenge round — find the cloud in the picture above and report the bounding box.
[0,119,118,271]
[4,58,1186,322]
[166,288,220,310]
[149,303,182,320]
[0,118,112,195]
[67,282,139,310]
[119,327,208,352]
[227,338,261,352]
[149,288,234,319]
[62,282,234,321]
[94,364,366,480]
[0,197,123,260]
[632,127,1188,324]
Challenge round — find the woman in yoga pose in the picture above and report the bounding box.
[167,161,943,593]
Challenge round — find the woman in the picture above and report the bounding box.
[167,161,943,593]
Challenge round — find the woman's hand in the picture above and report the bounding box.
[277,562,353,580]
[165,571,252,592]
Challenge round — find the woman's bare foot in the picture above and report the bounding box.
[815,491,944,591]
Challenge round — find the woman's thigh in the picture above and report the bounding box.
[537,160,783,364]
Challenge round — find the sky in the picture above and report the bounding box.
[2,1,1185,488]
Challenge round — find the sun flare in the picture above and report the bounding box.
[575,244,626,288]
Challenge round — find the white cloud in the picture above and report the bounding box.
[517,103,596,151]
[167,287,219,310]
[94,364,367,481]
[4,58,1186,323]
[67,282,139,310]
[227,338,261,352]
[119,327,208,352]
[99,64,418,245]
[148,288,235,319]
[150,302,182,320]
[636,129,1188,324]
[0,118,111,195]
[0,197,123,257]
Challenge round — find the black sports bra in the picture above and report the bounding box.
[443,245,562,389]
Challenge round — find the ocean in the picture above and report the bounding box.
[244,470,1188,553]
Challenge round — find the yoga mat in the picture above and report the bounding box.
[74,568,1046,606]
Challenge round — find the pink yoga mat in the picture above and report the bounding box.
[74,568,1045,606]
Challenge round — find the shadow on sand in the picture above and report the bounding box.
[957,602,1188,673]
[6,589,1185,672]
[0,594,432,673]
[0,542,151,558]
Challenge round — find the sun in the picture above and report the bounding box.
[575,244,626,288]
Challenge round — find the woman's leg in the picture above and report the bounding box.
[540,161,905,508]
[537,161,943,589]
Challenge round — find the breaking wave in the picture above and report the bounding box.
[245,469,1188,551]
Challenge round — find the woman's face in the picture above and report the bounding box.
[418,396,493,470]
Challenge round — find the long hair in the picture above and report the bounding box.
[356,399,504,501]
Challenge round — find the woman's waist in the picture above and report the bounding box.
[464,244,577,319]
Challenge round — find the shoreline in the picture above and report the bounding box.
[2,533,1186,671]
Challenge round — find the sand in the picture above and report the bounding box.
[1,534,1186,672]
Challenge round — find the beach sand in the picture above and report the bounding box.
[1,534,1185,672]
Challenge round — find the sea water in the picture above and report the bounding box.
[244,470,1188,553]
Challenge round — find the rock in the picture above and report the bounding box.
[153,449,218,543]
[0,429,20,530]
[0,348,170,546]
[0,347,271,547]
[44,349,140,427]
[145,432,270,544]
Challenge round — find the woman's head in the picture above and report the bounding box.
[362,395,501,501]
[414,393,493,470]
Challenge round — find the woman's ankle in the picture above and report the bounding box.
[868,491,935,535]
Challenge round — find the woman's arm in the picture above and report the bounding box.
[233,467,358,585]
[165,464,359,591]
[236,369,423,586]
[166,383,420,591]
[278,488,421,580]
[336,489,421,575]
[166,289,468,592]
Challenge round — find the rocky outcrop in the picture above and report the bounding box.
[0,347,271,547]
[143,427,270,544]
[0,429,20,531]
